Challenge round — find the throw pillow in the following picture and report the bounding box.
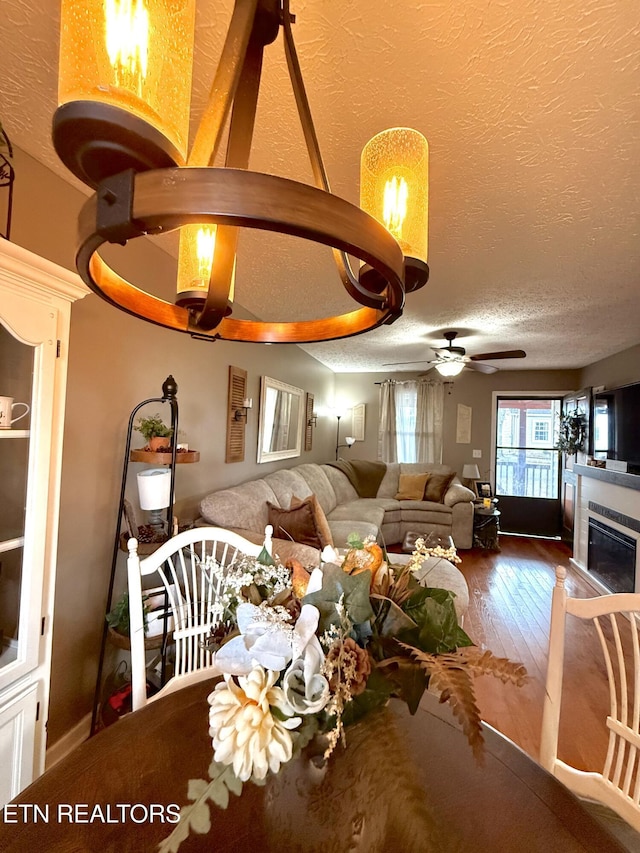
[266,499,323,549]
[290,494,334,548]
[395,472,430,501]
[423,472,456,503]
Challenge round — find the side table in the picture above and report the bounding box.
[473,506,501,551]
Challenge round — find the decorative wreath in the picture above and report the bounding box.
[555,408,587,455]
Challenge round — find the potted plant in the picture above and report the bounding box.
[134,413,174,452]
[106,591,171,647]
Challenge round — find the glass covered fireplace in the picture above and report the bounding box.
[588,517,637,594]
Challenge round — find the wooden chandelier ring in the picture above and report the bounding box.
[76,167,406,344]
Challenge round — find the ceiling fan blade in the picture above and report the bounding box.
[470,349,526,361]
[382,360,431,367]
[466,361,499,374]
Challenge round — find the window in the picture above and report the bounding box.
[495,398,561,498]
[533,420,550,443]
[378,380,444,464]
[395,383,417,462]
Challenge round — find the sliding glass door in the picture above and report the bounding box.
[494,396,563,536]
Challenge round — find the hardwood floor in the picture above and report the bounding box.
[455,534,610,769]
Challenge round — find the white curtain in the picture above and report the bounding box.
[416,379,444,463]
[377,381,398,462]
[377,379,444,463]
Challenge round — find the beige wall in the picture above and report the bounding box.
[580,344,640,391]
[10,149,335,743]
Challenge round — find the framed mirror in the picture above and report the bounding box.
[257,376,305,463]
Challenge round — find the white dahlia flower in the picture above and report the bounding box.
[208,666,301,782]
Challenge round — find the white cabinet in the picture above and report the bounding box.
[0,238,88,805]
[0,684,38,807]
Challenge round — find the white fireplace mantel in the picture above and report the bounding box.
[573,465,640,593]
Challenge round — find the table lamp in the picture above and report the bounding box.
[137,468,172,533]
[462,463,481,492]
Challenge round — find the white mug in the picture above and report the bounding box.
[0,396,30,429]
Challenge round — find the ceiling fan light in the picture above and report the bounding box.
[435,360,465,377]
[55,0,195,184]
[360,128,429,267]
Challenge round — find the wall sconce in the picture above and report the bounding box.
[308,412,318,427]
[234,397,253,421]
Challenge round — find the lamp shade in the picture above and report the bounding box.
[56,0,195,182]
[435,360,465,377]
[176,224,236,308]
[360,128,429,265]
[462,464,481,480]
[137,468,171,510]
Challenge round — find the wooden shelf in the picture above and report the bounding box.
[119,532,168,554]
[107,627,171,651]
[129,450,200,464]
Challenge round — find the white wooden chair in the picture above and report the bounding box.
[127,525,271,711]
[540,564,640,837]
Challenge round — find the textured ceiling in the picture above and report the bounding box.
[1,0,639,372]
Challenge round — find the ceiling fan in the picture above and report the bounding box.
[384,331,527,375]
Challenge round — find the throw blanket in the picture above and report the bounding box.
[328,459,387,498]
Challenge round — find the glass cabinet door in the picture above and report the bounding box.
[0,325,34,673]
[0,300,57,694]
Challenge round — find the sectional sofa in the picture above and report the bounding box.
[198,460,475,565]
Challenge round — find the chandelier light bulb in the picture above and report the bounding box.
[105,0,149,93]
[383,176,408,242]
[196,226,215,283]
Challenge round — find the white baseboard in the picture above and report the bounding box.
[45,711,92,770]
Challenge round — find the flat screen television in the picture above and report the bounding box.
[592,381,640,472]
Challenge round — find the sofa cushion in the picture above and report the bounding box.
[396,472,430,501]
[199,479,278,534]
[376,462,401,499]
[399,502,453,525]
[329,520,380,548]
[443,482,476,507]
[291,494,333,548]
[321,464,359,505]
[267,499,324,549]
[327,499,386,530]
[423,472,456,503]
[264,469,313,510]
[295,464,338,514]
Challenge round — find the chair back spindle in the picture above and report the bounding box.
[541,565,640,833]
[126,526,264,711]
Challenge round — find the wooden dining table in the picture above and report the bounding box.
[0,677,626,853]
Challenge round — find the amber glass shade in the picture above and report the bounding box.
[360,128,429,263]
[57,0,195,161]
[176,224,236,308]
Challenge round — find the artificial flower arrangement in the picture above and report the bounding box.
[159,534,526,852]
